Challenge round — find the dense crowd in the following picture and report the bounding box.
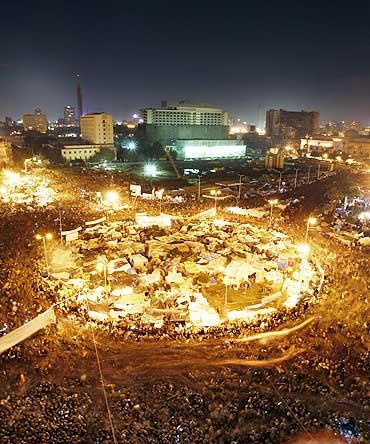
[0,168,368,443]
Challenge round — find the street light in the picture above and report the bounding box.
[197,175,201,201]
[294,169,299,189]
[268,199,278,225]
[24,158,32,172]
[210,190,221,212]
[144,163,157,177]
[278,171,283,192]
[96,257,108,287]
[237,174,245,201]
[35,233,53,273]
[297,243,310,257]
[158,188,164,214]
[105,190,120,208]
[307,165,312,184]
[127,141,136,151]
[305,217,317,243]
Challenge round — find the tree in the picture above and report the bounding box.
[89,148,115,163]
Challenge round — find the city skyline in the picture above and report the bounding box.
[1,1,370,124]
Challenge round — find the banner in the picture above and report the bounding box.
[65,231,79,242]
[61,227,82,242]
[0,307,56,355]
[135,214,172,228]
[61,227,82,236]
[189,207,216,220]
[85,216,106,226]
[130,184,142,196]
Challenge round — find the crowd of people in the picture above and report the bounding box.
[0,167,368,443]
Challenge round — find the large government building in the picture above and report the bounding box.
[141,100,229,145]
[266,109,319,140]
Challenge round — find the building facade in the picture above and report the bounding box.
[61,144,116,163]
[266,109,319,140]
[173,139,246,160]
[141,101,229,145]
[300,137,343,153]
[23,109,48,133]
[342,137,370,159]
[80,113,113,145]
[265,151,284,169]
[0,139,12,168]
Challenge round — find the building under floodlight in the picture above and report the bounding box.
[141,100,229,145]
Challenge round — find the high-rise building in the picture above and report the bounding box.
[5,117,13,127]
[265,109,319,140]
[141,100,229,145]
[23,109,48,133]
[76,75,83,119]
[80,112,114,145]
[64,105,75,125]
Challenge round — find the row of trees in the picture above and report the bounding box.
[116,135,171,161]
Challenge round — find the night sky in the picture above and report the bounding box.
[1,0,370,124]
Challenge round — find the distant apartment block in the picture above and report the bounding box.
[80,112,114,145]
[266,109,319,140]
[23,108,48,133]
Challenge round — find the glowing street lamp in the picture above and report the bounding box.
[268,199,278,225]
[305,217,317,243]
[210,189,221,212]
[297,243,310,257]
[35,232,53,273]
[105,190,120,208]
[3,170,21,188]
[127,141,136,151]
[144,163,157,177]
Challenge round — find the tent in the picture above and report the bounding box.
[130,254,148,269]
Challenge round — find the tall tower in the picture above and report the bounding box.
[76,74,83,119]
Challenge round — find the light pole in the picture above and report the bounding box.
[237,174,244,201]
[24,158,31,172]
[268,199,278,225]
[159,188,164,214]
[197,175,201,201]
[294,169,298,189]
[307,166,311,184]
[278,171,282,192]
[58,209,63,244]
[317,162,321,179]
[36,233,53,274]
[305,217,317,243]
[211,190,221,213]
[224,282,228,315]
[96,258,108,287]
